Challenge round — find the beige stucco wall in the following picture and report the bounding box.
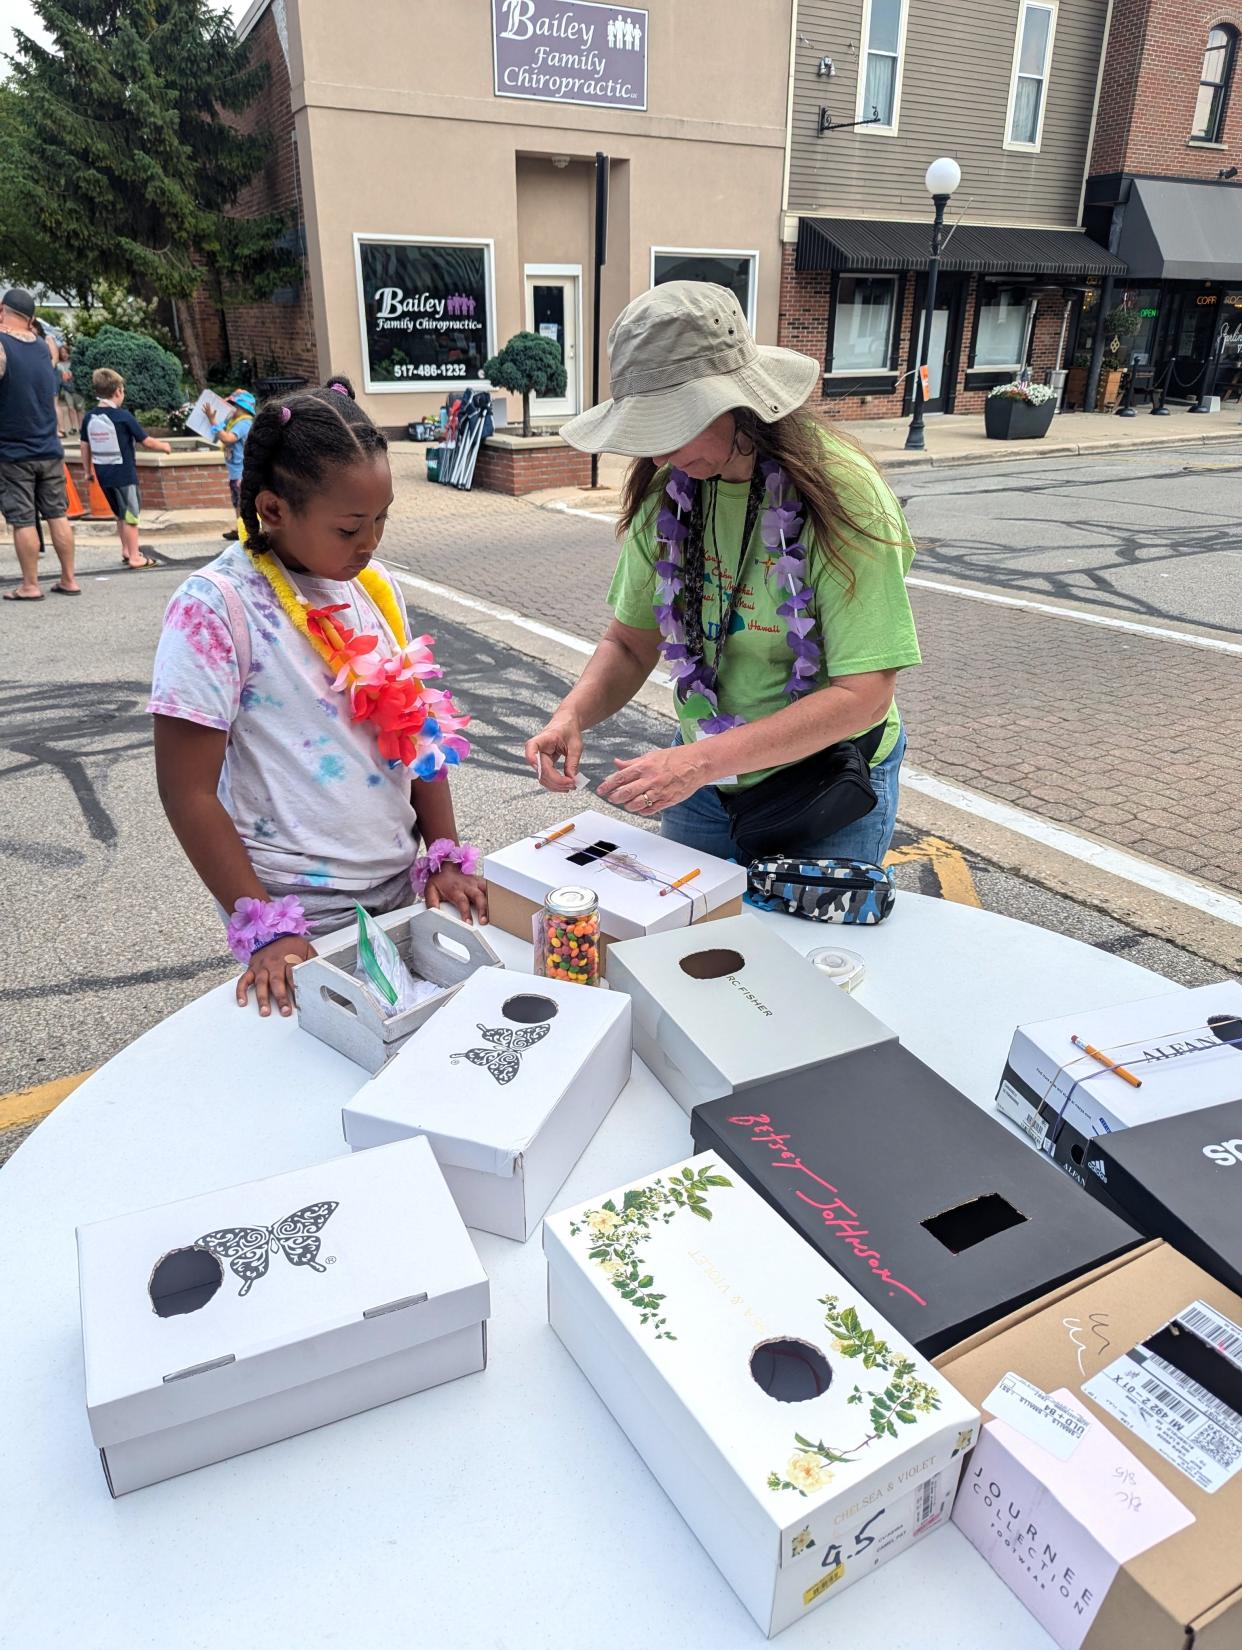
[285,0,793,424]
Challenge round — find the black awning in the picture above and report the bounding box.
[1115,177,1242,282]
[796,216,1127,278]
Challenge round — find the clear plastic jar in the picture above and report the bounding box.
[535,885,601,987]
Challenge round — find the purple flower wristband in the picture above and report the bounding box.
[410,838,482,897]
[226,894,311,964]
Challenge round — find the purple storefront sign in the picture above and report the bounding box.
[493,0,648,111]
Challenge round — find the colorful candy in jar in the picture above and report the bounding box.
[538,886,600,986]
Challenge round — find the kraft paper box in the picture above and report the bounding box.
[942,1244,1242,1650]
[1083,1098,1242,1296]
[343,969,631,1241]
[995,982,1242,1187]
[544,1152,979,1638]
[605,914,896,1115]
[77,1136,489,1497]
[691,1042,1141,1357]
[483,809,745,951]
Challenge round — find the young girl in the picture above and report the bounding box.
[150,382,485,1019]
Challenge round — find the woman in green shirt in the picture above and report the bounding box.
[525,281,921,865]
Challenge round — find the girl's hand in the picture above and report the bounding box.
[425,866,488,926]
[237,935,317,1018]
[597,743,708,816]
[525,712,584,792]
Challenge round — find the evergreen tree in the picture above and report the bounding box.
[1,0,297,380]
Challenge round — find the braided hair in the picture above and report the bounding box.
[239,384,388,553]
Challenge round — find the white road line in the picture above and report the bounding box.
[902,765,1242,929]
[545,500,619,524]
[907,577,1242,657]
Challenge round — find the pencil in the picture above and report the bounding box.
[535,822,574,850]
[1071,1034,1142,1089]
[660,868,701,897]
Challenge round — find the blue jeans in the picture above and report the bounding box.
[661,727,907,865]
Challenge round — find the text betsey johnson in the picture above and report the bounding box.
[726,1114,926,1305]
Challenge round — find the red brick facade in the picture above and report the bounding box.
[1091,0,1242,176]
[68,453,232,514]
[472,438,592,496]
[190,7,319,384]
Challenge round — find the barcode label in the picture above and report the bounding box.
[1179,1301,1242,1365]
[1140,1376,1200,1426]
[996,1081,1049,1147]
[917,1473,938,1526]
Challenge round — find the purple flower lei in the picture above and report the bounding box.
[654,459,821,738]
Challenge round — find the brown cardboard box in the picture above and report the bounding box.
[937,1243,1242,1650]
[485,881,742,962]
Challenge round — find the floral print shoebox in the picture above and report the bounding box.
[543,1152,978,1637]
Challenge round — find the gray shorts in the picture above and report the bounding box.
[0,456,68,528]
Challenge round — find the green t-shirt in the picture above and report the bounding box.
[606,433,922,788]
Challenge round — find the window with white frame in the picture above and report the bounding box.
[831,276,897,373]
[1192,25,1238,142]
[858,0,907,130]
[1006,1,1057,149]
[974,286,1031,368]
[651,249,756,330]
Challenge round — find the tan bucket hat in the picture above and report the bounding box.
[560,281,820,456]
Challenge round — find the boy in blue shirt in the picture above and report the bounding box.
[80,367,172,568]
[213,388,255,541]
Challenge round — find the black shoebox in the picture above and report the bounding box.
[1083,1097,1242,1296]
[690,1041,1141,1358]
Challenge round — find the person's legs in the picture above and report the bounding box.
[119,518,141,562]
[45,516,79,591]
[12,524,43,596]
[34,461,78,591]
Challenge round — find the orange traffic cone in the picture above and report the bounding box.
[86,473,111,519]
[64,465,85,519]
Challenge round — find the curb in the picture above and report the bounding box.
[873,425,1242,471]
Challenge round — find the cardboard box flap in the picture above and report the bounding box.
[77,1137,489,1447]
[605,916,896,1092]
[344,970,631,1176]
[483,810,746,940]
[940,1244,1242,1633]
[544,1152,977,1560]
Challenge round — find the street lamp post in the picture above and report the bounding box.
[905,157,961,452]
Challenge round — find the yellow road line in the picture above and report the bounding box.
[0,1071,92,1132]
[885,834,982,907]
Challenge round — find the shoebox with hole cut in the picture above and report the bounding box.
[543,1151,979,1638]
[604,913,895,1115]
[1081,1097,1242,1297]
[691,1041,1141,1359]
[995,982,1242,1190]
[941,1243,1242,1650]
[342,970,631,1242]
[76,1135,489,1497]
[483,809,745,953]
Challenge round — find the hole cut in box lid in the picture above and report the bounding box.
[922,1193,1028,1255]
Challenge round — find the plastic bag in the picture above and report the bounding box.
[353,904,440,1018]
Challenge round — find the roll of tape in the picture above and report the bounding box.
[807,946,866,993]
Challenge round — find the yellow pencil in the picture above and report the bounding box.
[535,823,574,850]
[660,868,701,897]
[1071,1034,1142,1089]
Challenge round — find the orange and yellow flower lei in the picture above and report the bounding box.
[244,538,470,777]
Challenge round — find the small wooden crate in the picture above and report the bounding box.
[296,908,503,1074]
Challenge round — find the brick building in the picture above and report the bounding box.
[1081,0,1242,407]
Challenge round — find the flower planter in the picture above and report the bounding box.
[984,395,1056,441]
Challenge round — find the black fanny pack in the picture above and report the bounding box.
[718,722,886,862]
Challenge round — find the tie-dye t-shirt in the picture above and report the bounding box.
[148,546,419,893]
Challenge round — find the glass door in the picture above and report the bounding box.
[524,273,579,419]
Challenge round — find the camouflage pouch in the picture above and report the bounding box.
[745,857,895,924]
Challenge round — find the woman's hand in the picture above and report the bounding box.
[237,935,317,1018]
[597,743,708,816]
[525,711,584,792]
[425,865,488,926]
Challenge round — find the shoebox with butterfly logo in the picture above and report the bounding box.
[603,913,896,1116]
[940,1242,1242,1650]
[1080,1097,1242,1297]
[76,1135,489,1496]
[543,1151,979,1638]
[995,982,1242,1191]
[342,969,631,1241]
[482,809,746,955]
[690,1040,1141,1359]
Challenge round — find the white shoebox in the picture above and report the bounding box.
[77,1136,489,1497]
[544,1152,978,1637]
[483,809,746,951]
[343,969,632,1242]
[996,982,1242,1187]
[605,913,896,1113]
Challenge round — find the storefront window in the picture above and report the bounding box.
[652,250,756,329]
[1219,292,1242,362]
[974,287,1030,368]
[831,276,897,372]
[354,235,495,393]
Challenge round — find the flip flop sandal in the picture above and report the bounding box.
[50,584,81,595]
[4,589,45,601]
[125,556,157,570]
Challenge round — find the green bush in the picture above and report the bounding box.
[72,326,183,413]
[483,331,567,436]
[133,408,167,430]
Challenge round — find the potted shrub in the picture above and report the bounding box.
[1065,352,1090,410]
[482,331,567,437]
[984,380,1058,440]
